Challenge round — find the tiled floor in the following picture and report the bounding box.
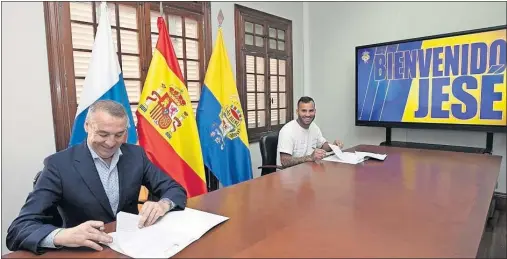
[477,207,506,258]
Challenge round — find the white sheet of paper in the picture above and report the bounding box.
[325,144,387,164]
[106,208,229,258]
[323,152,364,165]
[116,227,195,258]
[328,144,343,155]
[106,232,124,254]
[355,151,387,161]
[116,210,141,232]
[327,144,363,164]
[323,155,365,164]
[155,207,229,238]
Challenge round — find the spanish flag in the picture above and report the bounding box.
[196,27,253,187]
[136,17,207,197]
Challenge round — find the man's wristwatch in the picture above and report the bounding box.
[160,198,176,213]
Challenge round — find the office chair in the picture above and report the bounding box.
[33,171,64,227]
[258,132,283,176]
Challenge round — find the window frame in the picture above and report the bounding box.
[44,1,211,151]
[68,2,146,126]
[234,4,294,142]
[147,2,212,114]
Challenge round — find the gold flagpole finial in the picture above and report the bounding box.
[218,9,224,27]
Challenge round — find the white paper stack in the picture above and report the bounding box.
[355,151,387,161]
[322,144,387,165]
[106,208,229,258]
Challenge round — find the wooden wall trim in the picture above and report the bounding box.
[234,4,294,143]
[203,2,212,66]
[44,2,77,151]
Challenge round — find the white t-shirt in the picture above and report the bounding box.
[276,119,327,165]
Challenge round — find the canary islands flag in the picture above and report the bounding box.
[136,17,207,197]
[197,27,253,187]
[69,2,137,146]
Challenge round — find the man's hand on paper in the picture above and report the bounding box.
[53,220,112,251]
[333,140,344,149]
[311,148,327,161]
[138,200,171,228]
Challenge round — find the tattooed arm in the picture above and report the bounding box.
[280,153,312,168]
[279,148,326,169]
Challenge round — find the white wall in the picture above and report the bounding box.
[1,2,56,254]
[306,1,507,193]
[210,2,305,178]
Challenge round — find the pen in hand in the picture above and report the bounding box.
[311,147,326,161]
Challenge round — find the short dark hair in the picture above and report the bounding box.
[85,100,130,128]
[297,96,315,107]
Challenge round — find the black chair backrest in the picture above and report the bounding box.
[259,132,279,175]
[33,171,64,227]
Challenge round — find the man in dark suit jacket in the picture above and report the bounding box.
[6,100,188,254]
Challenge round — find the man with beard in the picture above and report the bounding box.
[277,96,344,168]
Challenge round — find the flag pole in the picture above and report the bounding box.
[160,1,163,17]
[204,9,225,192]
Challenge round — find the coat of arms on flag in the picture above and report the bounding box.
[210,97,243,150]
[138,83,189,140]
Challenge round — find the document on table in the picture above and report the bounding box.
[355,151,387,161]
[106,208,229,258]
[328,144,343,156]
[323,152,365,164]
[323,144,387,164]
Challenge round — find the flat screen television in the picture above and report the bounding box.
[355,25,506,133]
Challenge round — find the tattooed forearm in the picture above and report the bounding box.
[280,153,312,168]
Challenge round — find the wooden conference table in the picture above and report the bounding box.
[4,145,501,258]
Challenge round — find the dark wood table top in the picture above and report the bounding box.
[4,145,501,258]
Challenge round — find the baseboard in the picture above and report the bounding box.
[494,192,506,211]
